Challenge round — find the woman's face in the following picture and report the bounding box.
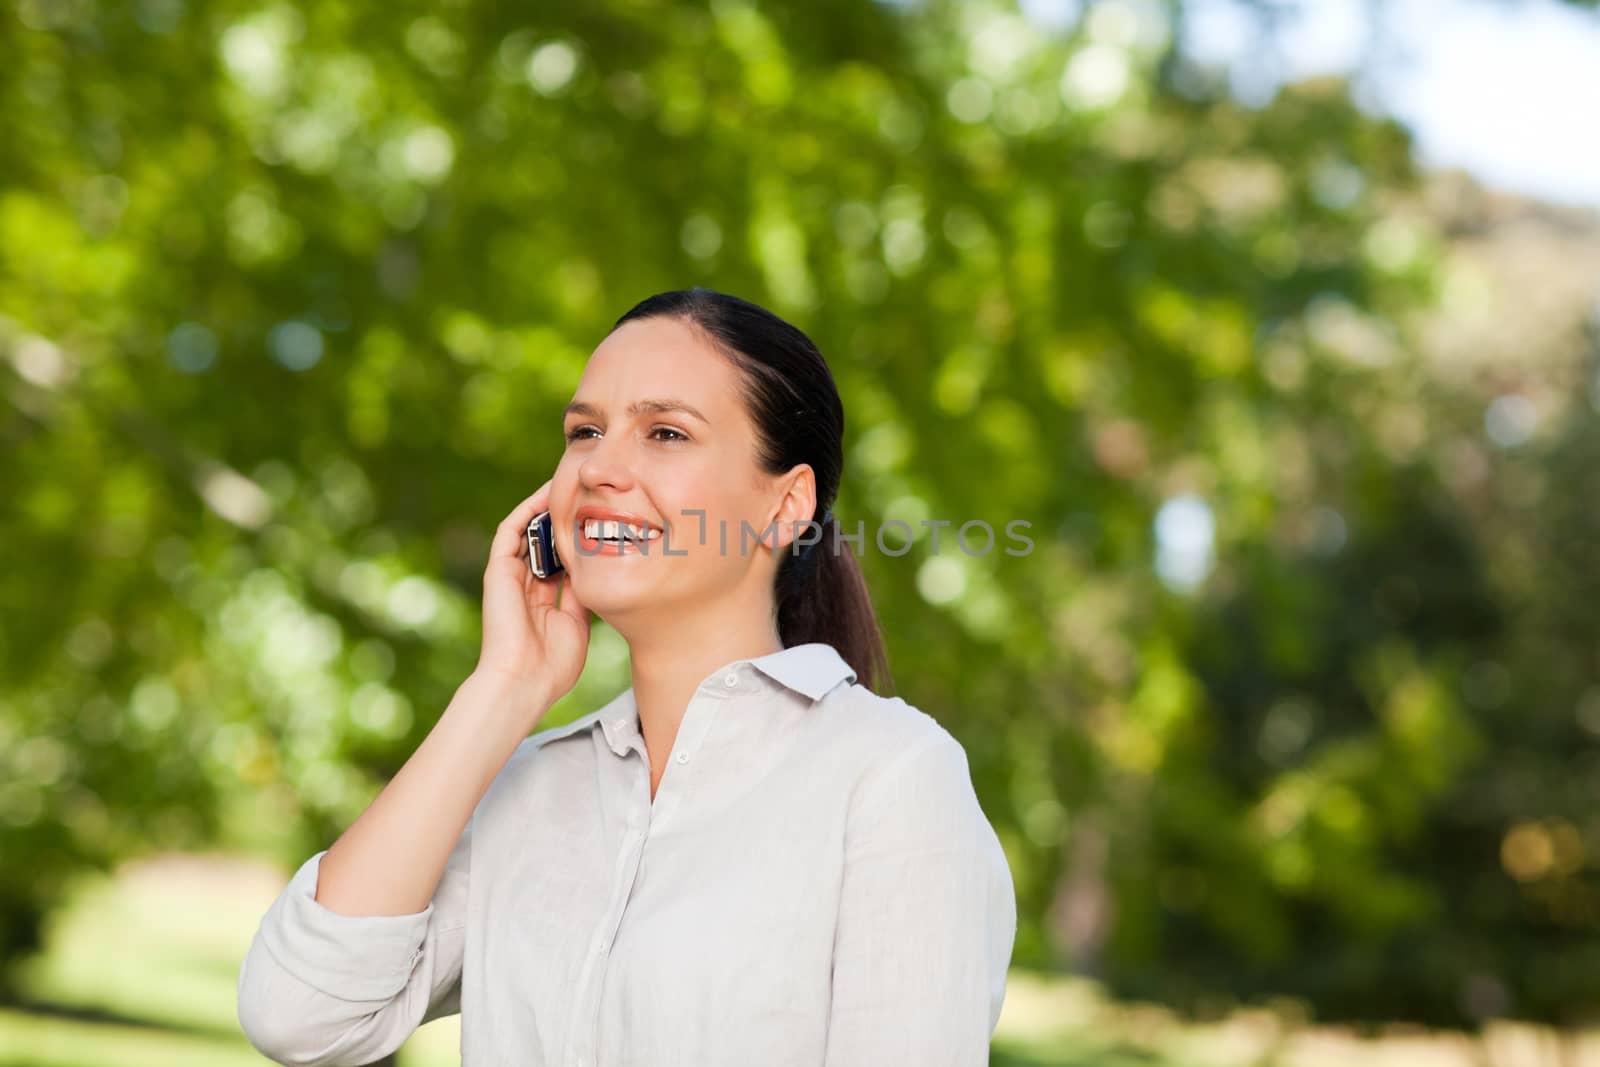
[549,315,810,624]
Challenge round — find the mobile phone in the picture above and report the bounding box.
[526,511,563,579]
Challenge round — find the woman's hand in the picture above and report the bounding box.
[473,480,590,724]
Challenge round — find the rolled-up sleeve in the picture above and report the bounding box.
[823,729,1018,1066]
[236,815,472,1066]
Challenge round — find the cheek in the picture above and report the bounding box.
[546,461,580,539]
[548,459,577,506]
[635,461,710,513]
[693,496,777,559]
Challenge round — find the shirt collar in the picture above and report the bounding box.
[582,642,857,757]
[746,641,858,702]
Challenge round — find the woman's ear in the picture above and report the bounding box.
[769,464,817,552]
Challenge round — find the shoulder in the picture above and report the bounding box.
[822,689,1000,873]
[818,680,962,757]
[813,682,974,801]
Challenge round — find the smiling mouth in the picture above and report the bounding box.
[578,518,664,556]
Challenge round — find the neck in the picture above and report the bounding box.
[620,598,784,765]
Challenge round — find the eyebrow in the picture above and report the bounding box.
[562,398,710,424]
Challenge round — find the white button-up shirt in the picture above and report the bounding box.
[237,642,1017,1066]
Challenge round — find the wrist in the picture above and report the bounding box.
[458,668,555,729]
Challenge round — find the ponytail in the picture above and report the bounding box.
[777,511,894,696]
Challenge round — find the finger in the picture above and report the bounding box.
[525,557,564,610]
[488,479,554,562]
[487,553,539,601]
[521,560,552,610]
[495,540,564,593]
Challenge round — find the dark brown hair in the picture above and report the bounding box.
[611,287,894,695]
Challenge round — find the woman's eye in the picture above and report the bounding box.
[564,425,687,444]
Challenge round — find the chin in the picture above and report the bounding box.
[569,565,665,614]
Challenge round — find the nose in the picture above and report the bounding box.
[576,435,637,494]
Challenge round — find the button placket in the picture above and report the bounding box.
[569,807,647,1065]
[649,693,723,832]
[595,837,638,960]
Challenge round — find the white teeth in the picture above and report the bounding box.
[583,518,661,542]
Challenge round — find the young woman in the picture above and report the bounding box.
[237,288,1017,1066]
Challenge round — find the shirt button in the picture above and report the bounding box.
[723,672,738,687]
[676,751,690,764]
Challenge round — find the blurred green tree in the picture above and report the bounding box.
[2,0,1597,1030]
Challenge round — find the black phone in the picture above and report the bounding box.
[526,511,563,579]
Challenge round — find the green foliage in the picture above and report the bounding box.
[2,0,1597,1029]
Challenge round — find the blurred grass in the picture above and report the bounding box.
[1,852,461,1067]
[2,852,1598,1067]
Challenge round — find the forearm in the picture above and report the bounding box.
[315,670,550,917]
